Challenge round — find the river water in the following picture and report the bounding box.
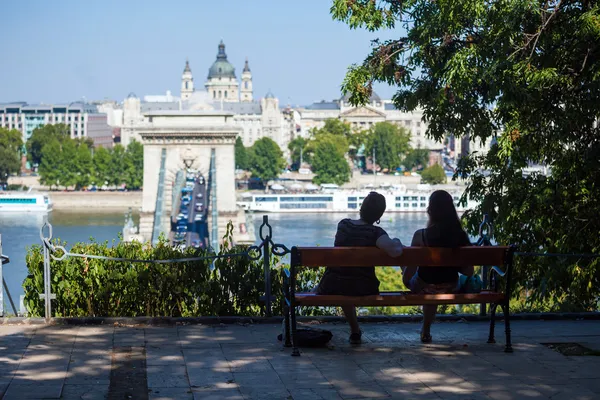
[0,211,428,312]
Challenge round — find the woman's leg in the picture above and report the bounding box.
[341,305,360,334]
[422,305,437,338]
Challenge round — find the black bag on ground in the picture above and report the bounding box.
[277,327,333,347]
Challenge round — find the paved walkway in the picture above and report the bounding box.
[1,320,599,399]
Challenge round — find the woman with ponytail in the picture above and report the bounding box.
[403,190,474,343]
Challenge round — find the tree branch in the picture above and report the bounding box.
[529,0,563,59]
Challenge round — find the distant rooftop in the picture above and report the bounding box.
[0,102,99,113]
[218,102,262,115]
[305,101,340,110]
[141,102,180,112]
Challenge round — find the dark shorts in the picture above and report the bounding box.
[409,274,459,294]
[316,273,379,296]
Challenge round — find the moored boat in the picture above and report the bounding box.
[237,186,475,213]
[0,192,53,213]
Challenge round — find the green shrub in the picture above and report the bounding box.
[6,184,29,191]
[23,224,284,317]
[23,222,338,318]
[420,163,447,185]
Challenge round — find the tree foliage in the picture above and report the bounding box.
[93,146,111,187]
[76,144,93,189]
[311,140,351,185]
[248,137,285,182]
[26,124,70,166]
[108,145,127,187]
[420,164,447,185]
[38,139,62,189]
[35,135,142,190]
[124,140,144,190]
[332,0,600,309]
[287,136,309,171]
[234,136,249,170]
[365,122,411,172]
[60,139,79,188]
[317,119,353,137]
[0,128,23,184]
[403,148,430,171]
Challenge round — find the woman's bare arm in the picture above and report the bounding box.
[402,231,421,287]
[375,234,404,258]
[459,233,474,276]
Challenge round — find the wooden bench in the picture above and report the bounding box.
[282,246,515,356]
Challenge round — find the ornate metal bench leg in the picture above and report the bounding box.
[289,249,300,356]
[501,303,513,353]
[283,287,292,348]
[487,303,497,344]
[290,304,300,356]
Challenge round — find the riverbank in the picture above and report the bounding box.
[50,191,142,211]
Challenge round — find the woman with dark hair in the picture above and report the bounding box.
[315,191,405,344]
[402,190,474,343]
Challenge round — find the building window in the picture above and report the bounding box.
[225,90,228,98]
[218,91,221,98]
[213,91,216,99]
[244,81,248,89]
[416,121,421,127]
[185,81,188,90]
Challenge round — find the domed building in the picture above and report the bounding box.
[204,41,241,103]
[177,41,294,153]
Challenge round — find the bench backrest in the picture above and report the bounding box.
[292,246,510,268]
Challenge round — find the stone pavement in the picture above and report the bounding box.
[1,320,599,400]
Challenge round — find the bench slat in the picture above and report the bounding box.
[295,291,506,306]
[295,246,509,267]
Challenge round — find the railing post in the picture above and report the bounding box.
[40,221,56,322]
[263,215,272,317]
[43,240,52,321]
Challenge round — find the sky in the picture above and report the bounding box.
[0,0,401,107]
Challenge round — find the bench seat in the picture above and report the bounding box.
[295,291,506,307]
[283,245,516,355]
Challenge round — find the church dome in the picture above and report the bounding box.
[207,41,236,80]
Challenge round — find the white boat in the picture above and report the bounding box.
[237,186,476,213]
[0,192,53,213]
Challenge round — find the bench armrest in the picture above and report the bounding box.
[1,255,9,265]
[490,266,506,277]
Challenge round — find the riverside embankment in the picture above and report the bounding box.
[49,191,142,211]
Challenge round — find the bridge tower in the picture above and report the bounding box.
[136,109,243,243]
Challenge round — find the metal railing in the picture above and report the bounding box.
[247,216,291,317]
[36,214,289,321]
[3,213,599,321]
[0,234,18,317]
